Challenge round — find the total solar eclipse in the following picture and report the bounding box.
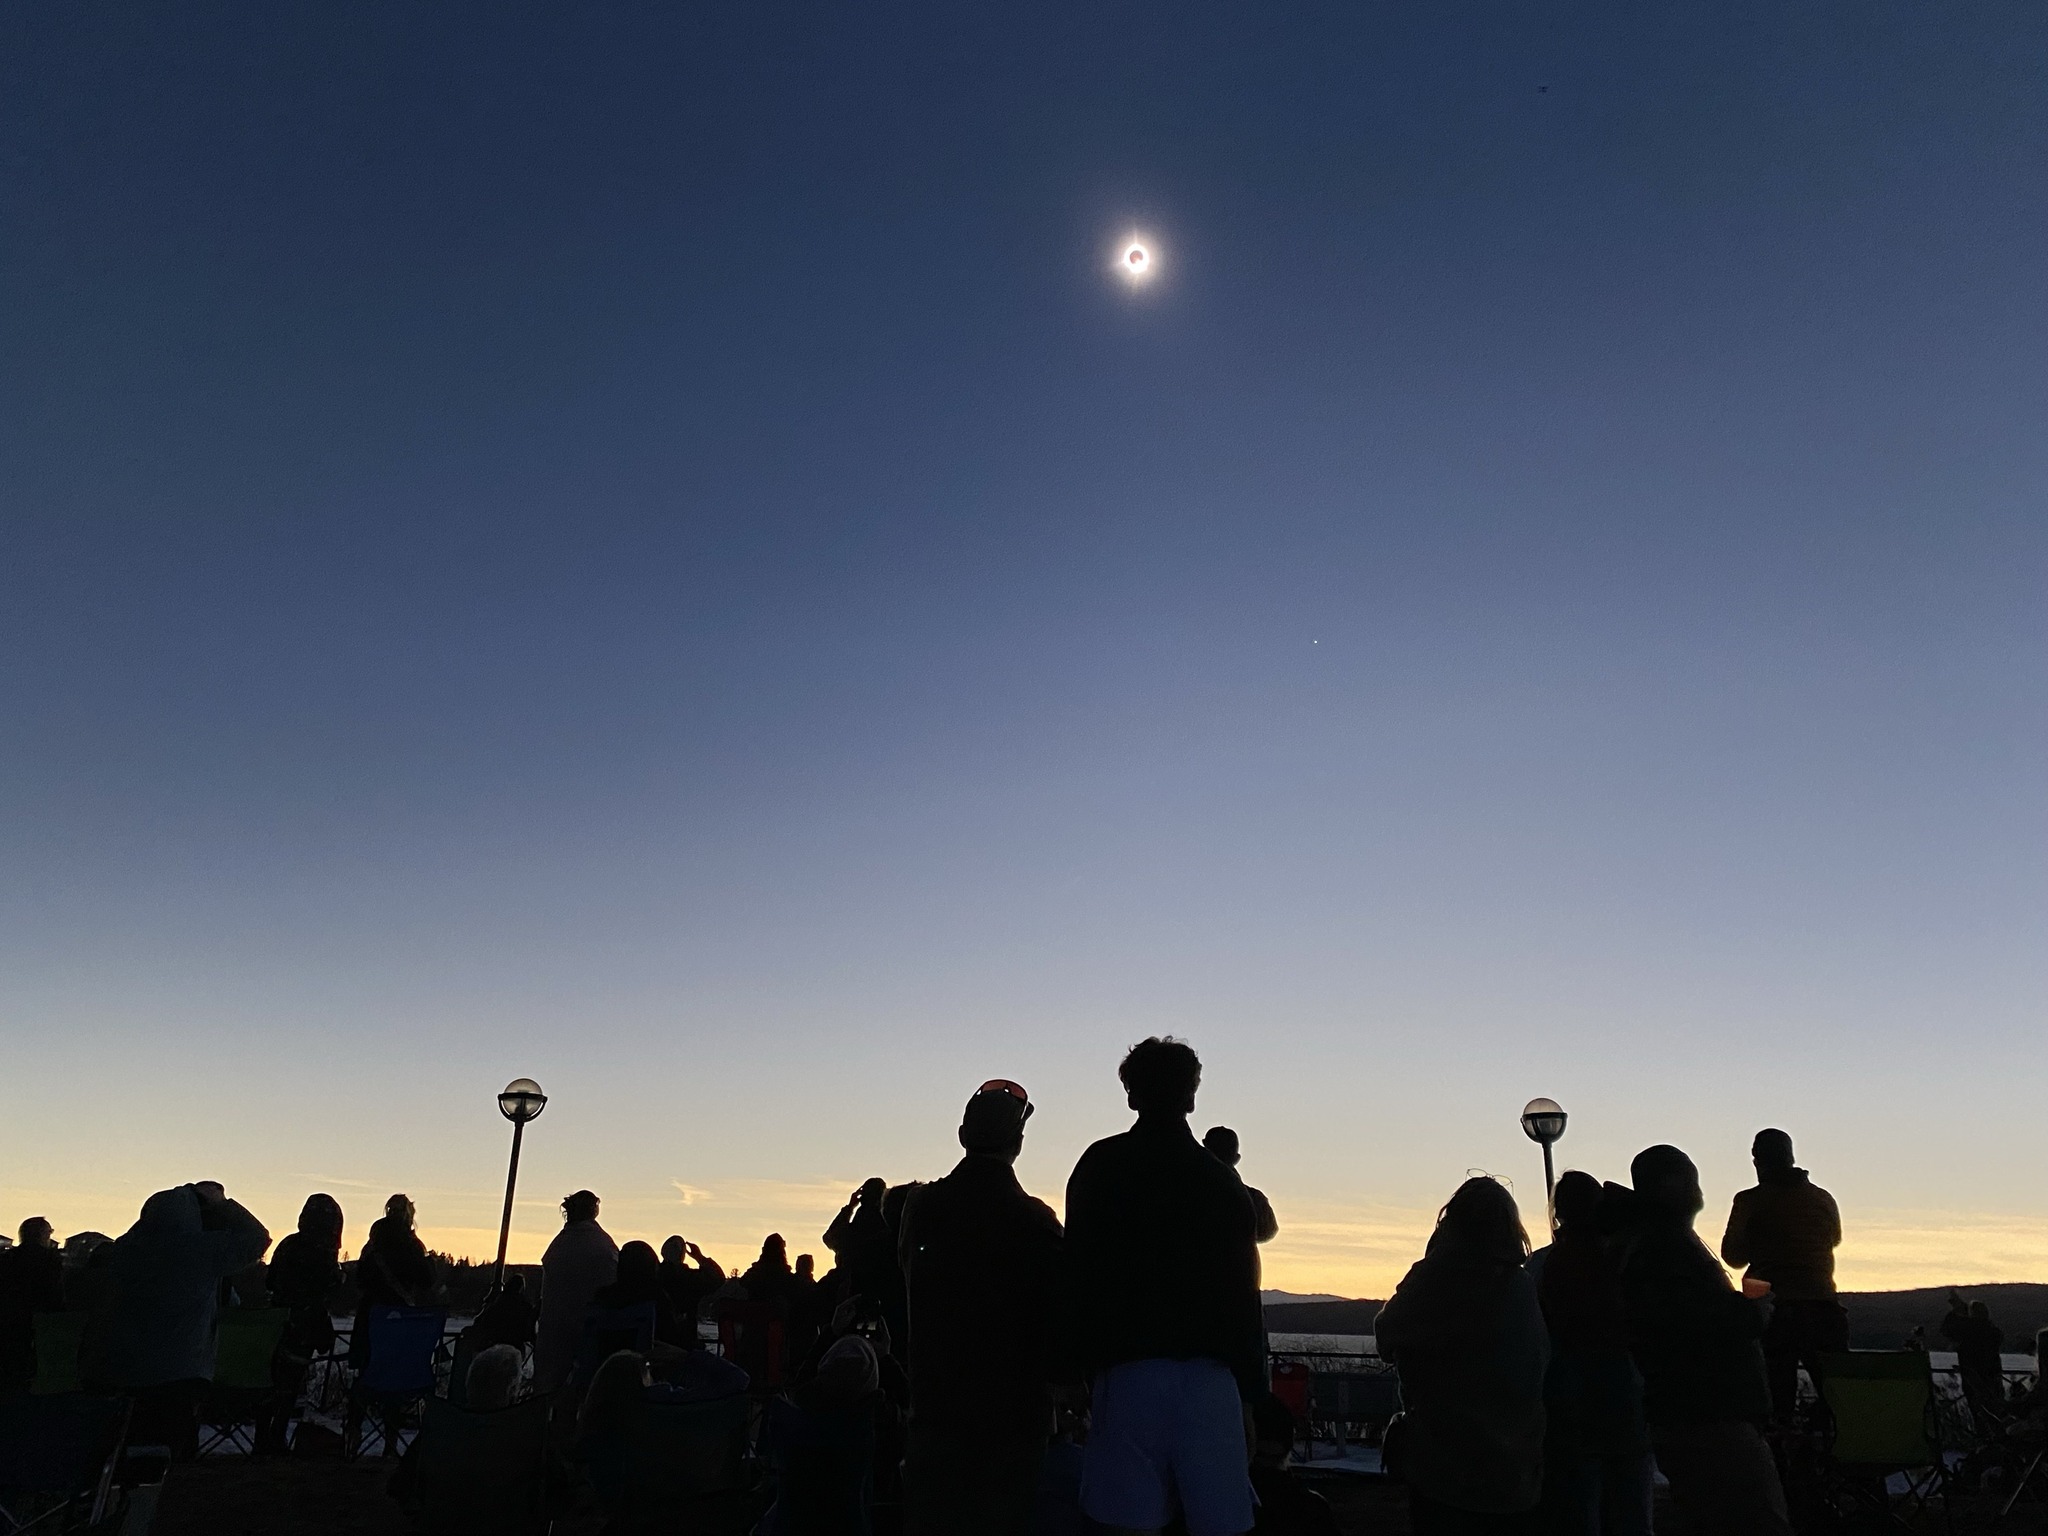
[1116,238,1156,285]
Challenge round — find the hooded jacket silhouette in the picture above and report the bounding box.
[106,1186,270,1390]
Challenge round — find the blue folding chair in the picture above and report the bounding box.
[572,1301,659,1390]
[346,1306,447,1459]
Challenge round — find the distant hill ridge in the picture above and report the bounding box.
[1266,1284,2048,1350]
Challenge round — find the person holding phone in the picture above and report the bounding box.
[1719,1128,1845,1423]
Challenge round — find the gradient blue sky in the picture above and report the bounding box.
[3,1,2043,1291]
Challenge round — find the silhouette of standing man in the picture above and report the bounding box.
[1066,1038,1263,1536]
[1719,1128,1845,1421]
[898,1079,1063,1536]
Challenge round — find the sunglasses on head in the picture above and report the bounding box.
[976,1079,1034,1119]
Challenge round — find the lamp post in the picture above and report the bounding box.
[493,1078,547,1290]
[1520,1097,1568,1228]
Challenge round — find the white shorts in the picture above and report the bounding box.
[1081,1357,1253,1536]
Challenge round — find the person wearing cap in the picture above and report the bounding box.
[1201,1127,1279,1244]
[1065,1037,1263,1536]
[897,1079,1064,1536]
[1718,1127,1844,1422]
[1623,1144,1789,1536]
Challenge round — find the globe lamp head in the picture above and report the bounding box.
[1520,1097,1567,1146]
[499,1078,547,1124]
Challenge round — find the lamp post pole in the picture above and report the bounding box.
[493,1078,548,1291]
[492,1117,527,1288]
[1519,1097,1568,1231]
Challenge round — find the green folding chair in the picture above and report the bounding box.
[198,1308,290,1456]
[1818,1349,1955,1532]
[28,1315,89,1397]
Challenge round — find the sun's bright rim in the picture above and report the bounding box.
[1116,238,1155,284]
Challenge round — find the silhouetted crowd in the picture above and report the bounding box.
[2,1040,2040,1536]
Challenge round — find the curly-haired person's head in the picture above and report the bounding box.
[1118,1036,1202,1117]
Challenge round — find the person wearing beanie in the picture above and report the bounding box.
[1719,1127,1845,1421]
[896,1079,1064,1536]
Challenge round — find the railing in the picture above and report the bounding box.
[1260,1345,2043,1461]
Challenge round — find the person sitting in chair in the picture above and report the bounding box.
[466,1343,526,1410]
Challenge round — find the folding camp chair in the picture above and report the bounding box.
[570,1302,659,1393]
[600,1392,759,1535]
[1986,1440,2048,1521]
[1306,1368,1402,1458]
[346,1306,447,1459]
[758,1393,874,1536]
[0,1392,132,1535]
[1952,1392,2048,1521]
[1269,1361,1312,1459]
[715,1302,787,1395]
[635,1393,750,1494]
[444,1328,483,1411]
[405,1394,551,1535]
[198,1307,290,1455]
[1817,1349,1956,1532]
[27,1316,87,1398]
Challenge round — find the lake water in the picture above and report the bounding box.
[1269,1332,1377,1359]
[1269,1333,2038,1383]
